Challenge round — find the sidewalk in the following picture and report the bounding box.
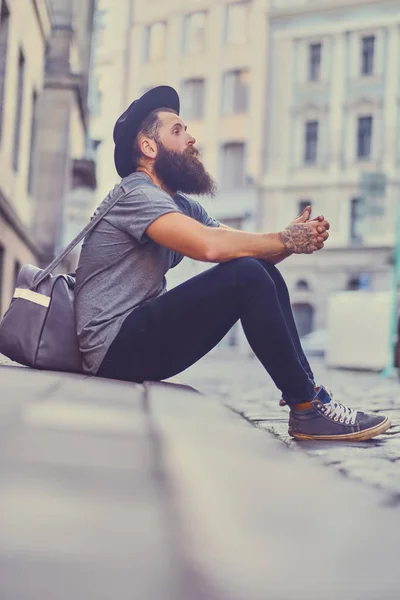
[1,359,400,599]
[179,350,400,504]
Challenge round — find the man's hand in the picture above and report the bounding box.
[291,205,330,250]
[279,205,330,254]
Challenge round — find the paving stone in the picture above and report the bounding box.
[181,351,400,503]
[336,460,400,494]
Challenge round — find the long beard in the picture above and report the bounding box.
[153,144,217,197]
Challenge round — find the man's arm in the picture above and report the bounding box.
[219,223,293,265]
[218,204,329,265]
[146,213,326,263]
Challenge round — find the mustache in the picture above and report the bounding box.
[185,146,200,159]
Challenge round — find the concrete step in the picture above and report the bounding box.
[0,365,399,600]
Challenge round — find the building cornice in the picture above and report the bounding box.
[32,0,52,44]
[45,72,88,132]
[0,190,43,259]
[317,245,394,255]
[271,0,387,20]
[261,177,400,190]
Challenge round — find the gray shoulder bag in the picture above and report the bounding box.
[0,186,124,373]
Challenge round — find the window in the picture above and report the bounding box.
[13,49,25,171]
[350,197,365,244]
[308,43,321,82]
[14,260,21,288]
[183,12,206,55]
[298,199,312,215]
[357,116,373,160]
[361,35,375,76]
[347,277,361,291]
[222,69,249,115]
[144,22,166,62]
[221,142,246,188]
[347,274,370,290]
[292,303,314,337]
[304,121,318,164]
[0,245,4,315]
[0,0,10,142]
[225,2,250,45]
[27,90,38,194]
[296,280,310,291]
[182,79,205,120]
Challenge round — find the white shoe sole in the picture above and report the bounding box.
[289,417,391,442]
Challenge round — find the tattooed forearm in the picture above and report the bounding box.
[278,224,315,254]
[265,250,294,265]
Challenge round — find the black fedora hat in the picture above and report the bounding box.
[113,85,180,178]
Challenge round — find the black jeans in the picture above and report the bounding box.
[97,258,315,405]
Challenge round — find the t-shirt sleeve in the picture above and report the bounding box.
[113,186,182,243]
[176,194,220,228]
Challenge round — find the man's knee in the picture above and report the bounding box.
[257,259,287,288]
[224,257,276,290]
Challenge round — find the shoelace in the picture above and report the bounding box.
[322,394,357,425]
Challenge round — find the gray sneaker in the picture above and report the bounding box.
[289,386,391,441]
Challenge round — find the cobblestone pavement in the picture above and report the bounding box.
[181,348,400,505]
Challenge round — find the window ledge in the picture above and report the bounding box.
[298,80,330,91]
[348,74,383,86]
[224,40,249,47]
[300,161,328,170]
[143,58,165,66]
[182,51,206,58]
[353,157,375,165]
[221,111,248,118]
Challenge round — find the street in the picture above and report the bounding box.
[180,347,400,505]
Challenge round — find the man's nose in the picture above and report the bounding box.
[188,134,196,146]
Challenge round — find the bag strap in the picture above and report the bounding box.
[35,184,125,286]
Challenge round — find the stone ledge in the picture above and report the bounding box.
[1,363,400,599]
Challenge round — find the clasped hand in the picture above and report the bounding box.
[279,205,330,255]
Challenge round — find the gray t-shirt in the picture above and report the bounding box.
[75,172,219,374]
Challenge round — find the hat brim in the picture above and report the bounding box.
[114,86,180,178]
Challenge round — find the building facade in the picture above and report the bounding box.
[89,0,132,200]
[0,0,51,316]
[127,0,269,232]
[32,0,97,267]
[0,0,97,317]
[262,0,400,336]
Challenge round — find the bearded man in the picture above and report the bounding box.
[75,86,390,442]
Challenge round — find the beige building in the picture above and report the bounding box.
[0,0,96,317]
[262,0,400,336]
[0,0,51,315]
[127,0,269,234]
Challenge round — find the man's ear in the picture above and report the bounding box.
[140,136,157,160]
